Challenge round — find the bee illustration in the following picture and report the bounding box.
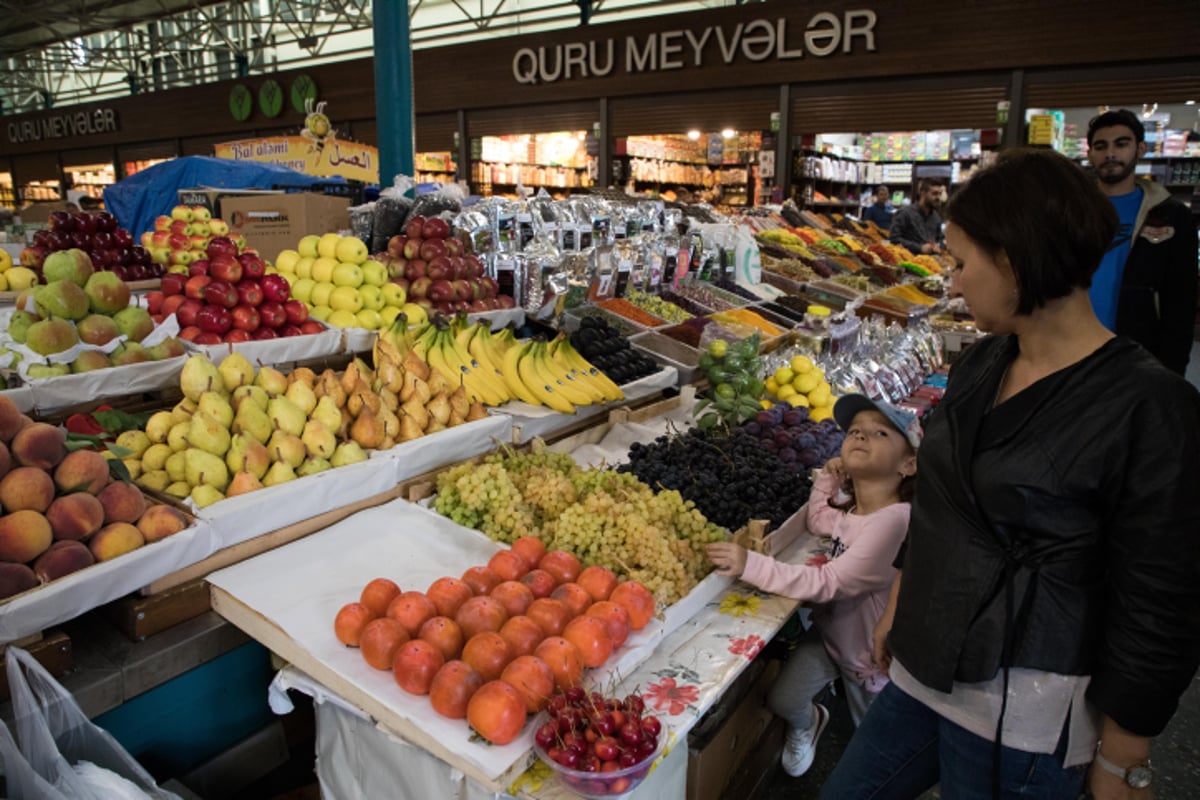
[301,99,337,154]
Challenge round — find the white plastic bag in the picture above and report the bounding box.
[1,647,180,799]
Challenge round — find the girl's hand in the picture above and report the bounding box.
[823,457,846,481]
[706,542,748,578]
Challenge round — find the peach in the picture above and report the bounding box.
[88,522,145,562]
[0,563,38,599]
[53,449,110,495]
[96,481,146,525]
[10,423,67,470]
[0,466,56,512]
[0,396,22,443]
[33,540,94,582]
[136,504,188,543]
[0,510,52,563]
[45,493,105,541]
[0,441,11,481]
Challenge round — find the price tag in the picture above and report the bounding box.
[517,213,534,249]
[672,247,690,289]
[588,248,617,302]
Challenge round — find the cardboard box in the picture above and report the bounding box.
[176,188,280,219]
[17,202,72,224]
[218,193,350,260]
[686,659,781,800]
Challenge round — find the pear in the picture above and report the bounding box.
[317,370,347,408]
[379,436,396,450]
[380,408,401,440]
[164,481,190,499]
[262,460,296,487]
[187,411,231,456]
[311,396,343,436]
[403,349,430,382]
[377,360,405,394]
[341,361,363,397]
[171,398,198,426]
[181,355,224,403]
[288,367,317,388]
[232,401,273,445]
[427,369,450,396]
[268,430,306,469]
[350,408,385,450]
[297,457,332,477]
[116,430,152,458]
[425,418,448,434]
[301,419,337,459]
[254,366,288,397]
[165,451,187,483]
[232,385,269,413]
[285,381,317,416]
[448,385,470,420]
[427,393,451,426]
[399,412,424,443]
[145,411,175,444]
[167,422,190,453]
[139,469,170,493]
[190,484,225,508]
[267,397,306,437]
[226,433,270,480]
[123,459,143,480]
[218,352,256,392]
[448,409,466,428]
[379,388,399,413]
[141,443,173,472]
[403,374,432,406]
[226,471,264,497]
[198,392,234,429]
[330,441,368,467]
[347,381,381,418]
[185,448,230,490]
[339,408,353,439]
[400,398,429,431]
[466,401,488,422]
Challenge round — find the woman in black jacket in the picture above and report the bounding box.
[820,148,1200,800]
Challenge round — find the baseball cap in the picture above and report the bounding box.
[833,394,922,450]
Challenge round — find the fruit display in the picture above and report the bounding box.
[624,289,692,324]
[5,252,185,376]
[568,317,659,386]
[0,395,190,600]
[619,424,812,531]
[333,539,659,746]
[274,232,409,330]
[763,354,836,422]
[20,210,159,284]
[434,448,726,604]
[150,236,316,345]
[742,402,845,469]
[376,214,514,317]
[534,687,665,798]
[693,337,766,430]
[142,205,244,275]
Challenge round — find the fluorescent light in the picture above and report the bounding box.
[1187,100,1196,106]
[721,128,735,139]
[687,130,701,140]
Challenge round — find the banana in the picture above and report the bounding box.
[530,342,595,407]
[551,337,624,402]
[451,330,511,403]
[467,330,508,387]
[410,323,439,361]
[435,330,507,406]
[540,344,605,404]
[517,343,576,414]
[500,341,545,406]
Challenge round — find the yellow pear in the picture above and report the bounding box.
[165,451,187,483]
[347,382,382,418]
[288,367,317,388]
[171,398,197,426]
[426,392,451,426]
[181,355,224,403]
[448,409,466,428]
[185,448,229,490]
[122,459,143,480]
[379,388,399,413]
[402,349,430,382]
[380,408,400,439]
[268,430,306,469]
[377,360,405,394]
[226,433,270,479]
[285,380,317,416]
[141,443,172,472]
[400,398,429,431]
[254,366,288,397]
[217,352,255,392]
[340,361,362,397]
[339,408,353,438]
[139,469,170,493]
[198,391,234,429]
[427,369,450,396]
[398,413,424,442]
[187,411,231,456]
[226,471,263,497]
[164,481,190,499]
[311,396,343,437]
[350,408,385,449]
[145,411,175,444]
[401,373,432,405]
[261,460,296,487]
[116,430,152,458]
[297,457,332,477]
[330,441,368,467]
[425,418,448,434]
[190,484,225,508]
[232,385,269,413]
[302,419,337,459]
[466,401,488,422]
[379,436,396,450]
[232,401,273,445]
[448,385,469,420]
[168,422,190,453]
[317,370,347,408]
[267,397,306,437]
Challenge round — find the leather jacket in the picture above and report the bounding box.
[889,334,1200,737]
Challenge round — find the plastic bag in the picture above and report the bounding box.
[1,647,180,800]
[370,175,415,254]
[404,182,465,228]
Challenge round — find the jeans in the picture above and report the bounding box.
[819,682,1089,799]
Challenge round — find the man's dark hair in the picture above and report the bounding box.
[1087,109,1146,145]
[875,184,889,195]
[945,148,1118,315]
[916,177,936,194]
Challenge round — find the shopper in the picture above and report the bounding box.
[888,178,944,254]
[861,185,895,231]
[821,148,1200,800]
[1087,108,1198,374]
[706,396,917,778]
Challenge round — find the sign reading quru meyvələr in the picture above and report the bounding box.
[6,108,119,144]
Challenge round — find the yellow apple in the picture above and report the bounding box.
[401,303,428,327]
[297,235,321,259]
[381,283,407,308]
[275,249,301,273]
[291,278,316,304]
[0,250,12,272]
[6,267,37,290]
[317,233,341,259]
[310,305,333,322]
[329,286,364,313]
[0,273,8,291]
[358,285,384,311]
[279,271,295,287]
[355,309,381,330]
[379,306,402,328]
[361,260,387,287]
[311,257,338,283]
[334,236,369,266]
[327,309,359,328]
[310,282,336,308]
[332,263,364,289]
[295,257,315,279]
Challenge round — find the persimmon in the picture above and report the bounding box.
[429,660,483,719]
[461,565,501,596]
[534,636,584,691]
[392,639,445,695]
[538,550,581,584]
[610,581,656,630]
[491,580,535,617]
[527,597,572,637]
[551,582,592,618]
[562,615,613,668]
[489,549,530,582]
[418,615,465,661]
[386,591,438,637]
[501,655,555,713]
[426,577,474,618]
[359,578,401,617]
[455,595,509,639]
[586,601,632,649]
[520,569,558,599]
[499,615,545,658]
[360,618,409,670]
[467,680,527,745]
[511,536,547,569]
[333,602,375,647]
[577,565,618,602]
[462,631,513,682]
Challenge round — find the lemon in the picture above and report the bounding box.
[790,355,814,374]
[760,399,773,410]
[808,384,832,407]
[776,384,797,401]
[764,376,780,395]
[793,372,821,394]
[773,366,795,386]
[787,394,810,408]
[809,405,834,422]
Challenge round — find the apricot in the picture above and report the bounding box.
[88,522,145,562]
[136,504,188,543]
[45,492,105,541]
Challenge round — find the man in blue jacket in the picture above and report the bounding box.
[861,185,895,231]
[1088,109,1198,374]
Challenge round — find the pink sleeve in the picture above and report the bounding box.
[806,471,843,536]
[742,505,910,604]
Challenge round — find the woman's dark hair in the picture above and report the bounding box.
[945,148,1119,315]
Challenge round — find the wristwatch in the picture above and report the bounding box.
[1094,742,1153,789]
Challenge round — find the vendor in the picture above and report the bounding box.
[861,185,895,231]
[889,178,944,254]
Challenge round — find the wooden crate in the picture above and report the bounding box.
[104,578,212,641]
[0,631,73,702]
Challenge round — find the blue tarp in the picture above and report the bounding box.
[103,156,345,237]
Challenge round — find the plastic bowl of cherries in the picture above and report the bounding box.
[533,686,666,799]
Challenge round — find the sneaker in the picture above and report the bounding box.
[781,703,830,777]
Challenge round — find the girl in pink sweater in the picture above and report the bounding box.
[706,395,919,778]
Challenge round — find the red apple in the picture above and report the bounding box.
[231,305,260,332]
[408,277,432,300]
[224,329,252,343]
[195,332,223,345]
[387,235,408,260]
[496,294,516,309]
[252,328,278,340]
[299,320,324,335]
[196,305,232,335]
[464,256,484,279]
[167,232,190,252]
[74,213,97,236]
[443,237,463,257]
[185,275,212,300]
[206,236,238,260]
[261,274,290,304]
[238,252,266,280]
[429,279,455,303]
[419,239,446,262]
[403,238,423,260]
[204,280,239,309]
[451,279,473,302]
[467,299,490,313]
[161,273,186,297]
[283,300,309,325]
[209,254,243,283]
[169,220,191,236]
[387,257,408,280]
[179,325,202,341]
[145,291,165,314]
[258,301,286,328]
[426,256,452,281]
[405,216,427,240]
[176,299,203,327]
[18,246,47,269]
[70,231,90,249]
[390,276,410,292]
[480,276,500,298]
[421,217,450,240]
[48,211,72,231]
[112,228,133,248]
[236,280,263,307]
[405,259,428,281]
[91,231,114,250]
[188,260,210,277]
[279,324,303,338]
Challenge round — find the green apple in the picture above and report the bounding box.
[329,287,363,313]
[310,282,335,307]
[327,309,358,328]
[275,250,301,273]
[311,257,337,283]
[361,260,387,287]
[334,236,369,266]
[355,309,381,330]
[295,257,315,279]
[401,303,428,327]
[297,235,321,259]
[379,306,403,328]
[381,283,407,308]
[358,285,384,311]
[331,263,364,289]
[291,278,316,305]
[310,305,333,322]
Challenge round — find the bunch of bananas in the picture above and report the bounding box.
[500,335,624,414]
